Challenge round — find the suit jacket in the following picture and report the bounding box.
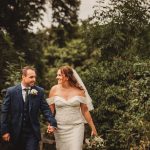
[1,84,57,142]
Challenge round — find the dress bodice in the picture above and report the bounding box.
[47,96,86,125]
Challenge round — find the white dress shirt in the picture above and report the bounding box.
[21,83,31,102]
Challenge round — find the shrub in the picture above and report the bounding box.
[83,57,150,150]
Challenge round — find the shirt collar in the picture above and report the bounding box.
[21,83,31,90]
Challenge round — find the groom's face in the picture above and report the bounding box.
[22,69,36,87]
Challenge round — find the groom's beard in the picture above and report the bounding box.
[29,82,35,87]
[25,81,35,87]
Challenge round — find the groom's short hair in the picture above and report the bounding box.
[22,66,36,76]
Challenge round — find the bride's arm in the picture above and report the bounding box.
[79,90,97,136]
[81,103,98,136]
[48,86,56,115]
[49,104,55,115]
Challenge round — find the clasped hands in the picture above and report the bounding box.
[47,124,57,134]
[2,124,56,141]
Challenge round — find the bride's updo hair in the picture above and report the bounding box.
[59,66,84,90]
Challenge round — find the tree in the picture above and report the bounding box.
[51,0,80,47]
[0,0,47,56]
[0,29,24,91]
[83,0,150,59]
[0,0,48,89]
[0,0,46,33]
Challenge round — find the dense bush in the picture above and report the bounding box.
[83,57,150,150]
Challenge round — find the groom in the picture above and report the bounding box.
[1,66,57,150]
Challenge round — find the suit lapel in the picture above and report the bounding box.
[16,84,24,112]
[28,90,33,112]
[28,86,38,112]
[28,86,37,111]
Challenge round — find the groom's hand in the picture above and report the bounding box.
[47,124,56,133]
[2,133,10,142]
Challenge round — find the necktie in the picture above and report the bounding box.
[24,88,30,102]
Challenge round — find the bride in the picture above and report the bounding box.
[47,65,97,150]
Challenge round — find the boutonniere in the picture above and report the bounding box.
[29,89,38,95]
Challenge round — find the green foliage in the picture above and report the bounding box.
[0,29,46,91]
[83,58,150,149]
[43,38,101,90]
[0,29,25,91]
[0,1,150,149]
[51,0,80,47]
[0,0,46,31]
[0,0,49,91]
[43,39,87,89]
[4,63,22,87]
[82,0,150,59]
[44,38,100,67]
[44,39,86,67]
[19,32,47,87]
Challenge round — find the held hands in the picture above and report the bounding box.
[2,133,10,142]
[47,124,57,134]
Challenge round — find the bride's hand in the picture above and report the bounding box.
[91,129,98,136]
[47,124,56,134]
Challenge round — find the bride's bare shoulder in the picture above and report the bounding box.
[49,85,59,96]
[50,85,59,91]
[75,88,85,97]
[79,90,86,97]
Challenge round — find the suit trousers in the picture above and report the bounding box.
[11,130,39,150]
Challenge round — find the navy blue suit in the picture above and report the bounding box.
[1,84,57,149]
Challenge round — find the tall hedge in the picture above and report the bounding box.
[83,57,150,149]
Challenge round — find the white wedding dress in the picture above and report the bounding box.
[47,96,87,150]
